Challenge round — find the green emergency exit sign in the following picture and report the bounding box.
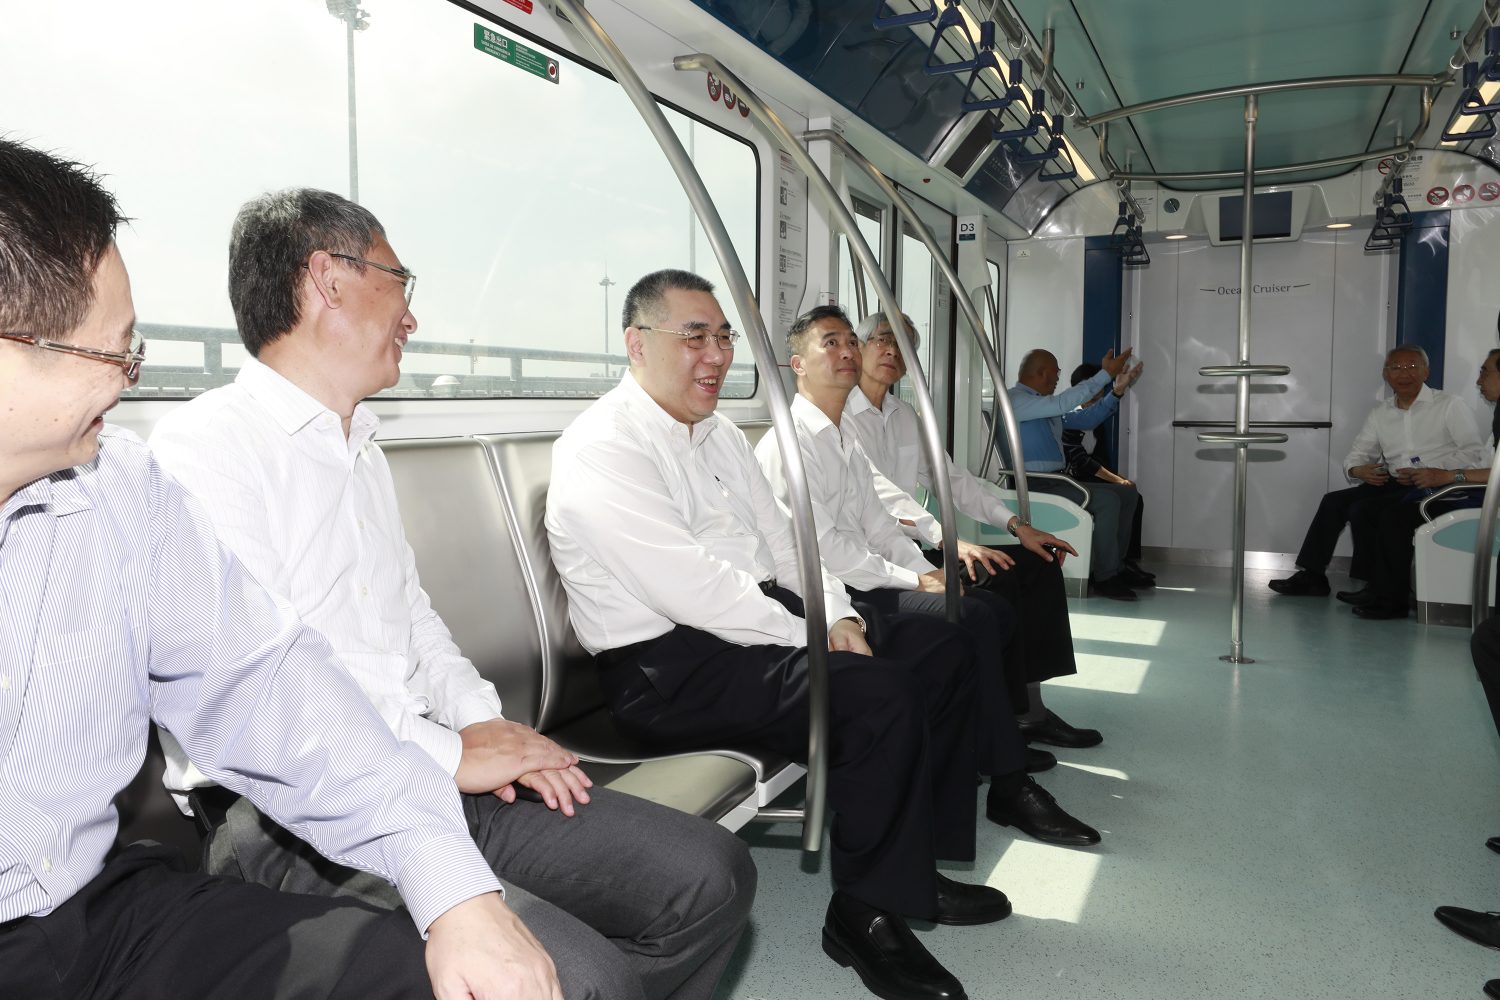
[473,24,559,84]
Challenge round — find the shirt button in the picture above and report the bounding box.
[0,675,9,691]
[360,586,369,598]
[40,856,51,873]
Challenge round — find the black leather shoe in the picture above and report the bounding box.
[1118,565,1155,589]
[1019,709,1103,749]
[1091,575,1137,601]
[1335,587,1374,606]
[1268,569,1329,596]
[1485,979,1500,999]
[1486,836,1500,856]
[1434,906,1500,949]
[1025,746,1057,772]
[986,777,1101,846]
[1353,601,1408,620]
[823,892,967,1000]
[1123,559,1155,582]
[933,873,1011,926]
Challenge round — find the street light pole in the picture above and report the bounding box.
[599,272,616,376]
[325,1,369,201]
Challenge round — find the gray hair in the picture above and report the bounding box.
[0,138,124,342]
[1018,348,1056,378]
[854,311,920,352]
[228,189,386,356]
[1386,344,1430,367]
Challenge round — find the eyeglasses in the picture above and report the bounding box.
[1384,363,1426,373]
[637,325,740,351]
[866,333,901,350]
[0,329,146,381]
[307,252,416,306]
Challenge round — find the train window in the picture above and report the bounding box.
[896,228,937,405]
[836,196,885,320]
[1,1,757,401]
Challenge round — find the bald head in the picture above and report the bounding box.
[1018,349,1061,395]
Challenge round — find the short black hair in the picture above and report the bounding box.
[621,269,715,331]
[0,138,125,342]
[228,189,386,356]
[1070,361,1101,386]
[787,304,852,356]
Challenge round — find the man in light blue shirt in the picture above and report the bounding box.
[0,139,557,999]
[1006,347,1144,600]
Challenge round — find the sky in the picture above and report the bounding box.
[0,0,758,385]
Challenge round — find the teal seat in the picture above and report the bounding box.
[1433,518,1500,556]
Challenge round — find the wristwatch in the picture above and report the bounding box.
[1455,470,1469,484]
[1007,517,1030,538]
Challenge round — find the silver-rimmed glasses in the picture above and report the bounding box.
[637,325,740,351]
[0,329,146,381]
[311,252,417,306]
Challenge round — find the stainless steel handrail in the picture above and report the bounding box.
[1200,364,1292,377]
[989,467,1092,509]
[676,54,963,621]
[1419,481,1487,522]
[1081,74,1443,128]
[551,0,830,852]
[1473,439,1500,630]
[1197,431,1290,445]
[846,235,870,320]
[804,128,1032,524]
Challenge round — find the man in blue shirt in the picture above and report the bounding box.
[0,140,557,999]
[1006,348,1144,601]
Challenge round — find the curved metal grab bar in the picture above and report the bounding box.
[804,129,1032,525]
[677,54,964,623]
[1420,481,1487,522]
[1199,364,1292,377]
[1196,431,1290,445]
[551,0,831,852]
[1173,420,1332,429]
[1472,438,1500,630]
[990,468,1091,510]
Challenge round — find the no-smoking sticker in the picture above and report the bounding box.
[1480,181,1500,202]
[1427,186,1449,205]
[1454,183,1476,203]
[1377,158,1393,175]
[706,72,722,102]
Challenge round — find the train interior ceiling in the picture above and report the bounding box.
[10,0,1500,997]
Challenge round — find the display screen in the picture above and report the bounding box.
[1218,191,1294,240]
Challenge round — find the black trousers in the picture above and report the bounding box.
[847,584,1027,778]
[1362,492,1485,604]
[0,843,430,1000]
[1473,615,1500,741]
[597,586,978,921]
[1294,482,1409,578]
[924,546,1080,692]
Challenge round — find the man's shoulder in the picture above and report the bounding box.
[149,384,257,450]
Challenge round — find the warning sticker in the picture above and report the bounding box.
[501,0,533,12]
[1427,186,1449,205]
[1479,181,1500,202]
[1454,183,1476,203]
[1377,158,1394,175]
[473,25,559,85]
[706,72,722,103]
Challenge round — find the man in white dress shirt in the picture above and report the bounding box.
[844,311,1103,754]
[0,140,553,999]
[755,306,1099,849]
[1269,345,1487,618]
[548,270,1010,1000]
[150,191,753,1000]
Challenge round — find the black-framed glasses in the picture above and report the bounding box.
[637,325,740,351]
[0,329,146,381]
[308,252,417,306]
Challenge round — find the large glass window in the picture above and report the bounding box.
[895,228,936,405]
[1,1,758,400]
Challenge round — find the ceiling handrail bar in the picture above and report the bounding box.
[804,127,1035,525]
[676,54,965,623]
[1081,73,1443,129]
[550,0,831,854]
[871,0,939,30]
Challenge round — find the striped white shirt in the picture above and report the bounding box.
[149,358,503,802]
[0,429,501,931]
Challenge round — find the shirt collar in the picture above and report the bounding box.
[236,356,381,448]
[615,370,721,449]
[791,392,840,437]
[1013,383,1043,397]
[1384,384,1434,410]
[0,465,92,527]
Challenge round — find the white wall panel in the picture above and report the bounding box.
[1005,238,1084,383]
[1445,206,1500,437]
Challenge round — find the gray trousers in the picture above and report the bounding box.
[204,786,755,1000]
[1029,476,1139,580]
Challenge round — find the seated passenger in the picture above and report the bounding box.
[1006,347,1145,600]
[1065,361,1150,585]
[0,139,533,1000]
[547,270,1008,1000]
[755,305,1100,847]
[149,192,753,1000]
[1351,348,1500,619]
[1269,345,1488,616]
[845,312,1103,752]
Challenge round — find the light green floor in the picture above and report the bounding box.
[715,565,1498,999]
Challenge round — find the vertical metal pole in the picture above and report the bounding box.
[687,122,697,273]
[1472,439,1500,629]
[345,16,359,202]
[847,236,870,319]
[1224,94,1257,664]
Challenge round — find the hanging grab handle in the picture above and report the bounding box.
[923,0,981,75]
[993,87,1045,140]
[959,23,1017,111]
[872,0,938,30]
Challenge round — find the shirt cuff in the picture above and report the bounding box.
[408,717,466,777]
[888,565,922,590]
[448,693,505,735]
[394,833,506,936]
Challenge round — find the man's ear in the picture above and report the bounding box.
[624,327,646,364]
[788,353,805,377]
[303,250,343,310]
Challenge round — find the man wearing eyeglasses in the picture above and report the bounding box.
[549,270,1009,1000]
[149,193,754,1000]
[0,143,560,999]
[1269,345,1487,618]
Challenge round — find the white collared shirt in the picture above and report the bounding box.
[150,358,502,801]
[843,386,1017,546]
[547,372,856,654]
[756,394,935,593]
[1342,384,1489,478]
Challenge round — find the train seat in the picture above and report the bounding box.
[1414,507,1498,626]
[383,434,799,830]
